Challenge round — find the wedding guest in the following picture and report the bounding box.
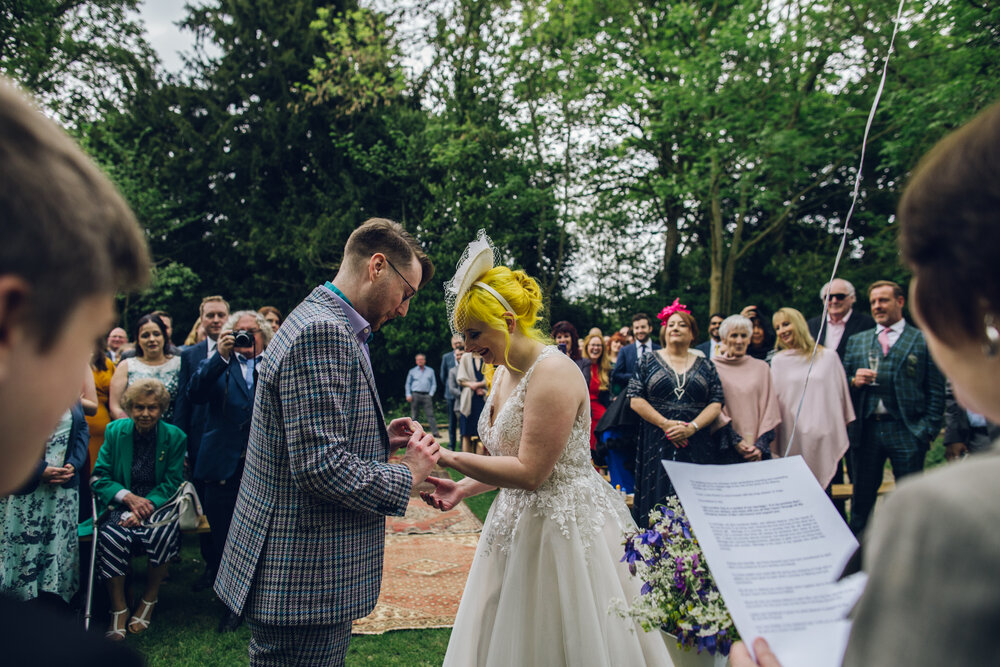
[106,328,129,363]
[108,313,181,423]
[628,299,725,525]
[807,279,874,360]
[184,317,206,347]
[120,310,182,359]
[447,348,465,431]
[769,307,854,487]
[92,379,186,640]
[551,320,581,360]
[457,351,487,454]
[742,306,776,361]
[713,315,782,462]
[87,338,117,471]
[732,97,1000,667]
[696,312,726,358]
[576,333,612,454]
[0,403,89,605]
[943,381,999,460]
[607,332,629,388]
[257,306,282,332]
[440,335,464,449]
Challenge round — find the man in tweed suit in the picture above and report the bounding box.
[214,218,440,666]
[843,280,945,536]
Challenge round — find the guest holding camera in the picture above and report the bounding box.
[187,311,273,632]
[92,379,186,640]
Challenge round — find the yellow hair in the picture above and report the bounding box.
[456,266,551,380]
[772,307,820,354]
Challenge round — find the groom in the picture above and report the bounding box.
[214,218,440,666]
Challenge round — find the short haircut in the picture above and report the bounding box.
[133,313,169,358]
[658,311,699,347]
[200,295,230,316]
[122,378,170,412]
[867,280,904,300]
[344,217,434,288]
[631,312,651,327]
[819,279,856,301]
[0,78,149,350]
[709,312,726,322]
[226,310,274,349]
[719,315,753,340]
[899,101,1000,345]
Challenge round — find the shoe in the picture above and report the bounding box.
[105,608,129,641]
[191,568,216,592]
[128,598,157,635]
[217,610,243,633]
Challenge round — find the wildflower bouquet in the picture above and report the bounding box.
[619,497,738,656]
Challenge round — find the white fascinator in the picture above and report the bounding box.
[444,229,514,335]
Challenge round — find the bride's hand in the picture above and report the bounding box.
[420,475,464,511]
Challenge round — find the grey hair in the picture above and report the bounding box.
[122,378,170,412]
[226,310,274,349]
[719,315,753,340]
[819,279,856,301]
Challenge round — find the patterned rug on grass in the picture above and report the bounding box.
[352,482,482,635]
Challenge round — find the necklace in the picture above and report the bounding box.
[667,355,690,400]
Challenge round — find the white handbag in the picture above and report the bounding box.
[145,481,204,530]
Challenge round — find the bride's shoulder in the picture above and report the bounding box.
[529,351,585,387]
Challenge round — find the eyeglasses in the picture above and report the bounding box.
[385,257,416,302]
[826,293,850,301]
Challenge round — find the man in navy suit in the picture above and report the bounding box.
[611,312,661,388]
[807,278,875,360]
[174,294,230,589]
[188,309,271,632]
[695,313,725,358]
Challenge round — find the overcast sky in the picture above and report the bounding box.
[137,0,200,74]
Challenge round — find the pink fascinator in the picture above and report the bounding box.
[657,298,691,325]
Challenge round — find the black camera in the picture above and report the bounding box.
[233,330,254,348]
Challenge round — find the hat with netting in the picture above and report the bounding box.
[444,229,514,335]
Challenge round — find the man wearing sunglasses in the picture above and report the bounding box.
[807,278,875,360]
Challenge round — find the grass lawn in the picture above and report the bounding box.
[125,469,495,666]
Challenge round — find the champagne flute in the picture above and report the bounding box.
[867,351,880,386]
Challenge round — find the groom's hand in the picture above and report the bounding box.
[388,417,423,450]
[401,431,440,485]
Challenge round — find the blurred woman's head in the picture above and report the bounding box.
[609,332,629,357]
[123,378,169,431]
[773,308,816,354]
[898,101,1000,421]
[258,306,282,332]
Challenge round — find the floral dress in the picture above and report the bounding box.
[126,356,181,423]
[0,411,80,602]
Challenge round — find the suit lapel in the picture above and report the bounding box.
[306,287,386,425]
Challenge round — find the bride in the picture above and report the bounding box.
[422,231,671,666]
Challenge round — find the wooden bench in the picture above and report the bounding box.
[80,514,211,542]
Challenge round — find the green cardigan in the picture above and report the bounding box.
[92,418,187,511]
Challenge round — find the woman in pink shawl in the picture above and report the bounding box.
[770,307,855,487]
[712,315,782,462]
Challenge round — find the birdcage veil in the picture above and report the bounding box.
[444,229,512,336]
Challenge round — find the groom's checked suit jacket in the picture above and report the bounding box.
[214,286,413,625]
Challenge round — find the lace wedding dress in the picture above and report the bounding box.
[443,346,673,666]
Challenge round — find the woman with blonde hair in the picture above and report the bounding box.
[421,231,670,666]
[769,307,854,486]
[577,332,612,455]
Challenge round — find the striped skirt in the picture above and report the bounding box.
[96,507,180,579]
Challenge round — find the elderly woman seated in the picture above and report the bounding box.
[91,378,186,640]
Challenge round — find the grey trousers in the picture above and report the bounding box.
[410,392,439,436]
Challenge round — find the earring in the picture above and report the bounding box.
[984,314,999,358]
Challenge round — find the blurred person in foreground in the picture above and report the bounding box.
[731,99,1000,667]
[0,76,148,664]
